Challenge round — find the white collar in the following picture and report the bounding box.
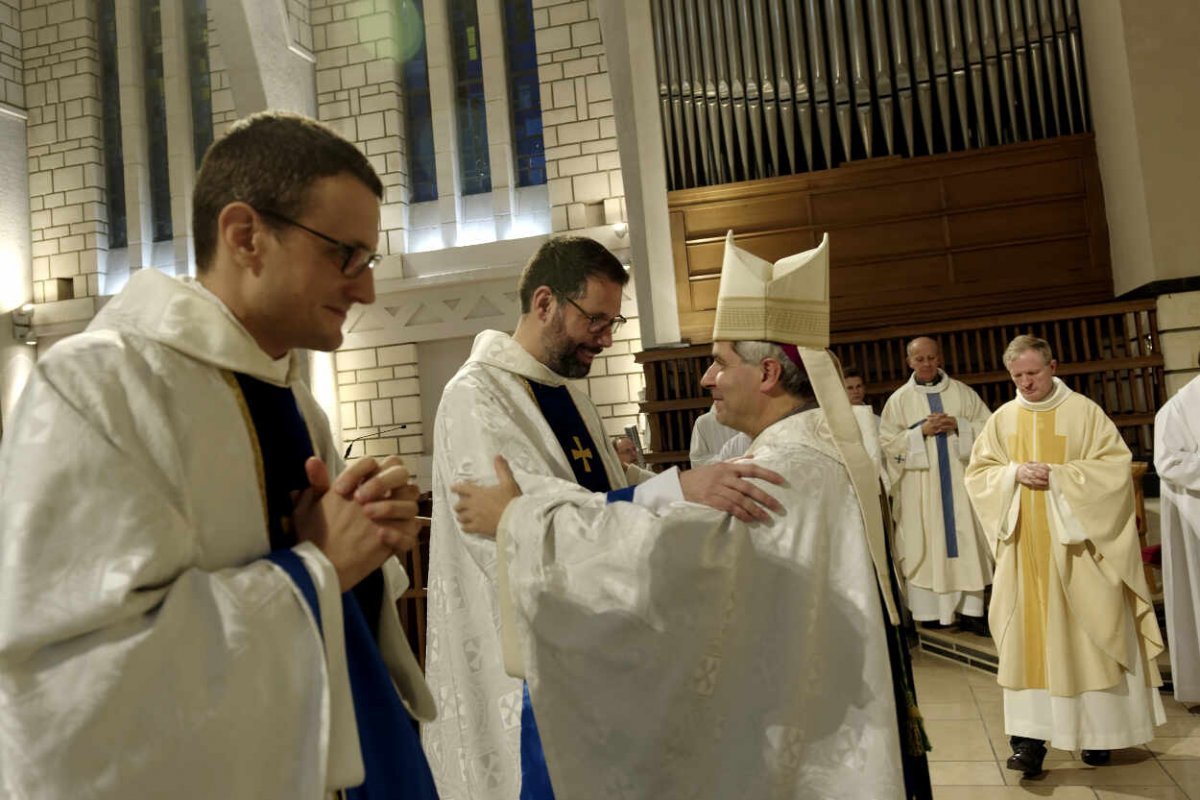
[1016,377,1072,411]
[467,329,572,386]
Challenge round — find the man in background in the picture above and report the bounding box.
[881,336,993,634]
[965,335,1164,776]
[1154,374,1200,707]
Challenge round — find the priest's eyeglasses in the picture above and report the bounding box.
[255,208,382,278]
[557,292,627,335]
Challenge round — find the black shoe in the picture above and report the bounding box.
[1006,737,1047,777]
[919,620,945,630]
[958,615,991,637]
[1081,749,1110,766]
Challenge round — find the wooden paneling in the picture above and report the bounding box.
[668,135,1114,342]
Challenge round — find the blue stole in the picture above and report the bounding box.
[923,391,959,559]
[231,373,438,799]
[517,380,618,799]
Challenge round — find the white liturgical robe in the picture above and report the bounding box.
[423,329,631,798]
[881,371,993,621]
[966,379,1164,749]
[493,410,905,800]
[1155,375,1200,704]
[0,269,433,799]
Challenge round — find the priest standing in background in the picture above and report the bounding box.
[1154,374,1200,707]
[452,233,932,800]
[881,336,993,634]
[965,335,1165,777]
[423,235,785,799]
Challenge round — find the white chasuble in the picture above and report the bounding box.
[424,330,629,799]
[493,411,905,800]
[1155,375,1200,704]
[880,373,993,617]
[965,379,1165,749]
[0,269,433,799]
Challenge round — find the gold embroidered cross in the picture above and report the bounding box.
[570,436,594,473]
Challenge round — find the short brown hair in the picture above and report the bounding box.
[517,236,628,312]
[1003,335,1054,367]
[192,112,383,272]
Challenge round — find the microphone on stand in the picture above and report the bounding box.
[343,424,409,459]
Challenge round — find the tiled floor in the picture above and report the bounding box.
[913,649,1200,799]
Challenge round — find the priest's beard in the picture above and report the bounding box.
[542,312,601,379]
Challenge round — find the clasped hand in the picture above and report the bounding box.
[1016,461,1051,490]
[921,413,958,437]
[293,455,422,591]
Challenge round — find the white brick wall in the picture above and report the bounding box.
[0,0,22,108]
[206,9,236,141]
[311,0,409,255]
[336,343,424,458]
[23,0,106,302]
[533,0,624,235]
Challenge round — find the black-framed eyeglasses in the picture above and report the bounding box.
[556,292,627,335]
[255,208,382,278]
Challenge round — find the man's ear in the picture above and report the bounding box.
[218,202,264,273]
[530,285,556,321]
[760,357,784,394]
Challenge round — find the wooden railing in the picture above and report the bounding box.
[637,299,1163,470]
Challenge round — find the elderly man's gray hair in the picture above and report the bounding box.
[732,341,813,399]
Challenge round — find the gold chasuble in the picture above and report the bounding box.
[965,379,1163,697]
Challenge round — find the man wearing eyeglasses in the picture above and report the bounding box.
[0,112,436,798]
[422,236,786,799]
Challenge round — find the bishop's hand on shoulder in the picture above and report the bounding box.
[680,459,785,523]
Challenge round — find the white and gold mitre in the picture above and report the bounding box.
[711,230,830,348]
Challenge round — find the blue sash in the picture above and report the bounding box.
[232,373,438,798]
[516,380,619,798]
[924,392,959,558]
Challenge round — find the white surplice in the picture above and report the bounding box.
[0,269,433,799]
[423,330,629,799]
[880,371,993,622]
[494,409,905,800]
[1155,375,1200,704]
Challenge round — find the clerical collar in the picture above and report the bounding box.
[910,370,948,393]
[1016,377,1071,412]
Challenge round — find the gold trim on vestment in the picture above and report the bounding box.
[222,370,270,538]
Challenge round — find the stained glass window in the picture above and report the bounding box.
[185,0,213,169]
[401,0,437,203]
[502,0,544,187]
[97,0,126,249]
[141,0,172,241]
[449,0,491,195]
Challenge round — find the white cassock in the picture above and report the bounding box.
[689,407,741,466]
[881,371,993,623]
[0,269,433,799]
[1155,375,1200,704]
[493,410,905,800]
[425,329,657,798]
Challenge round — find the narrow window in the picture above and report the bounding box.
[401,0,437,203]
[97,0,127,248]
[502,0,545,187]
[185,0,213,168]
[448,0,491,195]
[141,0,172,241]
